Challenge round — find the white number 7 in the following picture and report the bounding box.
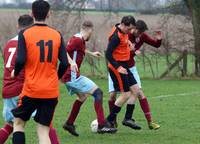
[6,47,16,68]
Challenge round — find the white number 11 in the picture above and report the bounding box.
[6,47,16,68]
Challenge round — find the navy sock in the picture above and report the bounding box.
[107,105,121,122]
[12,131,25,144]
[125,104,135,120]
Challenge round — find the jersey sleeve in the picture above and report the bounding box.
[58,35,68,79]
[106,32,120,69]
[143,33,162,48]
[14,30,26,76]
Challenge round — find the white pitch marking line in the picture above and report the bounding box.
[151,92,200,99]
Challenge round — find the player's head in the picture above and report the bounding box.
[32,0,50,22]
[134,20,148,36]
[18,14,34,30]
[120,15,136,34]
[81,20,94,41]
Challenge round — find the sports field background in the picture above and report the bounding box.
[0,8,198,144]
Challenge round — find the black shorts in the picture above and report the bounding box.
[108,62,137,92]
[11,96,58,126]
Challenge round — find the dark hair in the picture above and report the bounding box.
[121,15,136,26]
[18,14,33,28]
[81,20,94,30]
[32,0,50,21]
[136,20,148,32]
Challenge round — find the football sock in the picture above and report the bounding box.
[92,89,106,126]
[107,105,121,122]
[0,124,13,143]
[12,131,25,144]
[139,97,152,123]
[94,101,105,126]
[67,100,83,125]
[124,104,135,120]
[108,100,115,114]
[49,128,60,144]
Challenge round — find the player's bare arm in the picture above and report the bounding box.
[66,52,78,72]
[86,50,103,58]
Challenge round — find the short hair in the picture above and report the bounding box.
[81,20,94,30]
[136,20,148,32]
[121,15,136,26]
[32,0,50,21]
[18,14,33,28]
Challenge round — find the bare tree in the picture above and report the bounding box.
[184,0,200,76]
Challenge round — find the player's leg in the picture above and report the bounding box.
[49,127,59,144]
[123,84,141,130]
[49,121,60,144]
[138,89,160,130]
[121,67,141,129]
[37,123,51,144]
[108,74,117,114]
[124,66,141,123]
[12,118,26,144]
[63,93,87,136]
[106,65,132,128]
[0,96,18,143]
[34,98,58,144]
[11,96,38,144]
[107,91,130,125]
[129,66,160,129]
[84,78,117,134]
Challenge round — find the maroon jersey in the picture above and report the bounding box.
[128,33,162,67]
[62,33,86,82]
[2,36,24,98]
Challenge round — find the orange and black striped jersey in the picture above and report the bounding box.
[106,24,130,69]
[14,23,68,99]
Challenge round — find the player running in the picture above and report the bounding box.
[62,20,117,136]
[11,1,68,144]
[108,20,162,130]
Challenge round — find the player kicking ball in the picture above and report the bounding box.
[62,20,117,136]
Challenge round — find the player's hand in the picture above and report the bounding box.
[117,66,128,74]
[155,31,162,40]
[92,51,103,58]
[70,62,78,72]
[129,42,135,51]
[135,50,141,56]
[11,70,15,79]
[128,40,135,51]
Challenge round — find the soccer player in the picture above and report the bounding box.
[62,20,117,136]
[105,15,141,131]
[108,20,162,130]
[11,1,68,144]
[0,14,33,144]
[0,14,60,144]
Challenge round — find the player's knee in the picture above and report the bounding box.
[92,88,103,102]
[77,96,87,102]
[14,118,25,131]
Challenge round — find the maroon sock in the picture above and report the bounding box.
[108,100,115,114]
[49,128,60,144]
[0,124,13,143]
[67,100,83,124]
[139,97,152,123]
[94,101,105,126]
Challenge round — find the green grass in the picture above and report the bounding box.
[0,78,200,144]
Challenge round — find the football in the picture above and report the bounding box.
[90,119,98,133]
